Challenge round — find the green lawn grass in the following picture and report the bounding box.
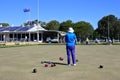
[0,45,120,80]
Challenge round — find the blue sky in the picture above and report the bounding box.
[0,0,120,29]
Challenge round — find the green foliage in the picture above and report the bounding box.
[23,20,40,26]
[93,28,100,39]
[59,20,73,32]
[97,14,120,39]
[46,20,60,30]
[0,23,10,27]
[40,22,47,28]
[74,21,94,39]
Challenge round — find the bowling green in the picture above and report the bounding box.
[0,45,120,80]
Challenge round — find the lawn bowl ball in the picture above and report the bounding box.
[99,65,103,69]
[45,63,48,67]
[32,68,37,73]
[59,57,64,61]
[51,63,55,67]
[76,59,78,62]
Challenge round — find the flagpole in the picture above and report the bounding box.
[27,8,30,23]
[28,11,30,25]
[37,0,40,42]
[37,0,39,22]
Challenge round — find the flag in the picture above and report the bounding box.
[23,8,30,12]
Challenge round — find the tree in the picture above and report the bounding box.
[40,22,47,28]
[0,23,10,27]
[97,14,120,39]
[93,28,100,39]
[112,19,120,39]
[23,19,41,26]
[46,20,60,30]
[59,20,73,32]
[73,21,94,41]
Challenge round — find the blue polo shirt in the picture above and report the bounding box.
[65,32,77,46]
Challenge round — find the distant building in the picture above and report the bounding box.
[0,24,66,43]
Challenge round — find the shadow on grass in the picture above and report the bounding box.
[41,61,68,66]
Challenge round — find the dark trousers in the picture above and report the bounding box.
[66,46,76,64]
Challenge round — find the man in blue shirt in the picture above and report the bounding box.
[65,27,77,66]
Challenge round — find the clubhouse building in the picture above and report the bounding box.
[0,24,66,43]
